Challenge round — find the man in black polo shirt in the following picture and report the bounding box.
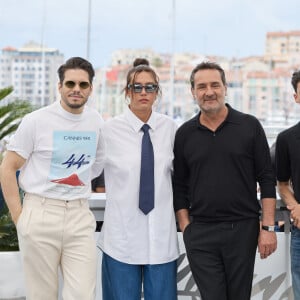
[276,70,300,299]
[173,61,277,300]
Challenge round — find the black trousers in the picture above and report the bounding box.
[183,218,259,300]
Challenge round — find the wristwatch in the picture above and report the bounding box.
[262,225,276,232]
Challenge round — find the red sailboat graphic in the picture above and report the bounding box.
[51,173,85,186]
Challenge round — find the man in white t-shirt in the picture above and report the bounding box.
[0,57,104,300]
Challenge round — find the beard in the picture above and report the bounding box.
[66,101,86,109]
[63,96,88,110]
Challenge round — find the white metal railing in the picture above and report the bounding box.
[0,193,294,300]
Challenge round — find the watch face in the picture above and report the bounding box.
[262,225,276,232]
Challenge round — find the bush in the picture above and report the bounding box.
[0,190,19,251]
[0,86,34,251]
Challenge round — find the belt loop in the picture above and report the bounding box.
[41,197,46,205]
[80,199,84,206]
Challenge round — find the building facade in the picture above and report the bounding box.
[0,42,64,107]
[265,31,300,65]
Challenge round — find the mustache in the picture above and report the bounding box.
[204,95,217,100]
[69,93,82,97]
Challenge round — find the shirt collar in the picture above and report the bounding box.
[124,106,157,132]
[296,122,300,137]
[57,100,84,121]
[195,103,241,128]
[224,104,242,125]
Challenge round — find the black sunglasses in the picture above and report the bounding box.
[128,83,158,93]
[64,81,91,89]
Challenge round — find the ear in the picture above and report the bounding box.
[294,93,300,104]
[125,90,132,103]
[191,88,196,99]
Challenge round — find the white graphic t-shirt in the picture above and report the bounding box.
[7,101,104,200]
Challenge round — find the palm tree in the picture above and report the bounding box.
[0,86,35,250]
[0,86,34,140]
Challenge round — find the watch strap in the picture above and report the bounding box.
[262,225,276,232]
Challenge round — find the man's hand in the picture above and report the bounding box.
[288,204,300,228]
[258,230,277,259]
[11,207,22,226]
[176,209,190,233]
[0,151,26,227]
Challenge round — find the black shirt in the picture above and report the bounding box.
[173,104,276,222]
[276,122,300,203]
[91,171,105,191]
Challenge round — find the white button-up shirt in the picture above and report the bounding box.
[98,107,179,264]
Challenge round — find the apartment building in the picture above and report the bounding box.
[265,30,300,65]
[110,48,158,66]
[0,41,64,107]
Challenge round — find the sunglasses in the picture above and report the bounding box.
[64,81,91,89]
[128,83,158,93]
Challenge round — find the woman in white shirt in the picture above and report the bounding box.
[98,58,179,300]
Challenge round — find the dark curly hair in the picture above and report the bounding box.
[57,57,95,84]
[291,70,300,93]
[190,61,226,88]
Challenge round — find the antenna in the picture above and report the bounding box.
[40,0,47,107]
[86,0,92,60]
[169,0,176,118]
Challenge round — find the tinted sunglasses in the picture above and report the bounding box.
[64,81,91,89]
[128,83,158,93]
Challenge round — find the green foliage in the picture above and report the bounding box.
[0,86,34,251]
[0,208,19,251]
[0,86,34,140]
[152,57,163,68]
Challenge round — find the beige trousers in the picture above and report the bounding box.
[17,193,97,300]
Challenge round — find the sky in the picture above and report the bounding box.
[0,0,299,68]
